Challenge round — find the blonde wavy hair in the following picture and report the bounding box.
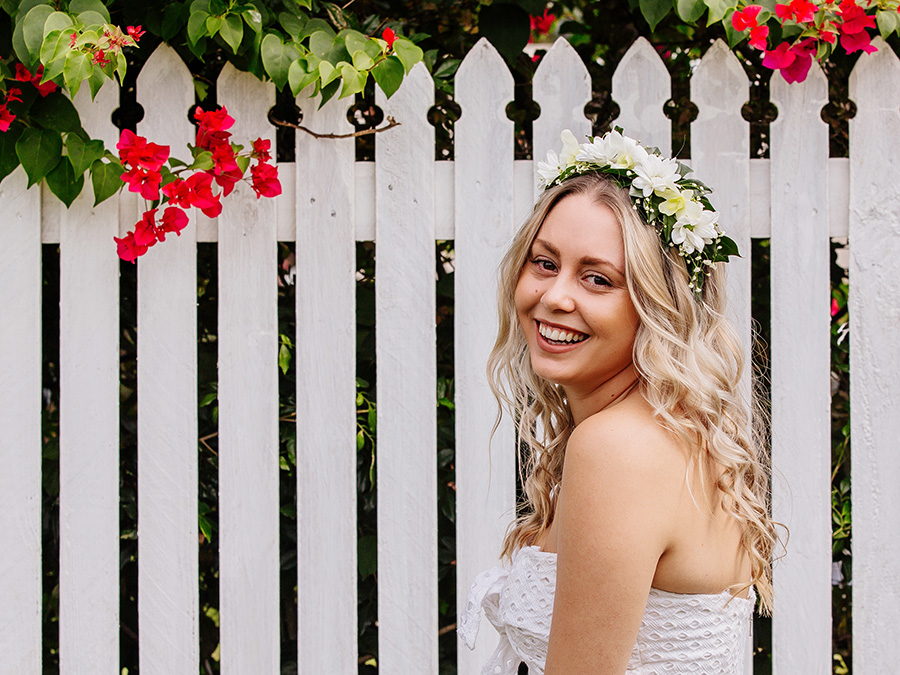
[487,173,778,614]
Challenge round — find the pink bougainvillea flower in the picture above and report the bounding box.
[819,24,838,44]
[0,104,15,132]
[184,172,223,218]
[250,162,282,199]
[776,0,817,23]
[840,29,877,53]
[121,166,162,200]
[781,39,817,83]
[252,137,271,163]
[831,298,840,317]
[160,206,188,236]
[530,8,556,35]
[133,209,162,246]
[5,87,22,103]
[14,63,57,97]
[211,143,243,196]
[762,42,796,70]
[194,106,235,151]
[91,48,112,67]
[69,32,78,48]
[732,5,763,31]
[382,27,396,48]
[162,177,193,208]
[749,25,770,50]
[838,0,874,31]
[117,129,169,171]
[127,25,145,42]
[114,232,149,262]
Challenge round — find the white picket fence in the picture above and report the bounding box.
[1,34,899,675]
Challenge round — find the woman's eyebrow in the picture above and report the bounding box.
[533,239,624,275]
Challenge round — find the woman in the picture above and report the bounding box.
[459,130,778,674]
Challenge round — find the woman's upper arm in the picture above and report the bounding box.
[544,416,680,675]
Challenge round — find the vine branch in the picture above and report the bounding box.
[271,115,401,139]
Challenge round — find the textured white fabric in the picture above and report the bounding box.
[459,546,754,675]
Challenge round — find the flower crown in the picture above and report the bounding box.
[536,129,739,294]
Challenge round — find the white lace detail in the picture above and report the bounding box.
[459,546,754,675]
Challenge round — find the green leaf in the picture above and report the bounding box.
[676,0,706,23]
[433,58,460,79]
[42,11,73,38]
[0,125,24,184]
[392,37,424,74]
[89,159,122,205]
[87,63,108,99]
[22,4,55,64]
[45,157,84,207]
[478,3,530,61]
[278,11,308,40]
[261,32,298,89]
[321,1,347,30]
[372,55,404,98]
[69,0,110,22]
[242,8,263,33]
[75,10,108,27]
[705,0,731,24]
[279,342,291,374]
[723,11,745,48]
[209,0,227,13]
[30,92,83,132]
[877,10,899,39]
[161,3,190,40]
[288,58,317,95]
[309,30,334,58]
[357,534,376,578]
[63,49,92,98]
[318,59,339,86]
[297,18,334,42]
[317,78,340,108]
[342,28,368,56]
[351,49,374,71]
[640,0,671,31]
[187,10,211,45]
[339,62,366,98]
[206,15,224,34]
[39,29,68,72]
[190,150,214,171]
[16,127,63,187]
[66,134,104,175]
[220,14,244,53]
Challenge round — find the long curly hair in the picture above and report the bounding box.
[486,173,778,614]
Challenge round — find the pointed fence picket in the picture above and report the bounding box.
[294,90,358,674]
[454,38,518,674]
[848,38,900,672]
[4,36,900,675]
[134,43,200,675]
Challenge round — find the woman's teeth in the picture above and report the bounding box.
[538,322,587,344]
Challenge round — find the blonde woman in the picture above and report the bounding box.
[459,131,778,674]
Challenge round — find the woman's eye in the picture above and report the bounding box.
[586,274,611,287]
[532,258,556,272]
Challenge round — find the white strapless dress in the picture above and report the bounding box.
[458,546,754,675]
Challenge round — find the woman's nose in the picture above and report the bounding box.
[540,276,576,312]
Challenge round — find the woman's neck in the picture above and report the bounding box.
[565,362,640,425]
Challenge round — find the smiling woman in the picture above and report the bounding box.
[458,132,778,675]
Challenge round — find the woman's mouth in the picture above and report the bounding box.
[537,321,588,345]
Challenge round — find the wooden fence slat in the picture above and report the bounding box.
[532,37,591,200]
[375,62,438,674]
[848,38,900,672]
[0,168,42,674]
[135,44,199,675]
[454,38,517,674]
[611,37,671,153]
[769,64,832,674]
[216,64,280,674]
[294,92,357,673]
[57,83,121,675]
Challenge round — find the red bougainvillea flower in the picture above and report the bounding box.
[127,25,145,42]
[14,64,57,97]
[775,0,817,23]
[211,143,243,196]
[530,8,556,35]
[133,209,162,246]
[194,106,234,151]
[91,48,112,67]
[382,27,396,48]
[114,232,149,262]
[840,29,877,53]
[6,87,22,104]
[162,177,193,208]
[831,298,840,317]
[252,138,272,163]
[117,129,170,171]
[121,166,162,200]
[837,0,877,54]
[762,42,795,70]
[732,5,763,31]
[781,39,817,83]
[251,162,282,199]
[160,206,188,236]
[0,104,16,132]
[818,24,838,44]
[184,172,223,217]
[749,25,769,50]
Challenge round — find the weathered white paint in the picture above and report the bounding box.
[375,62,438,674]
[216,64,280,674]
[135,43,200,675]
[612,37,671,153]
[533,37,592,200]
[294,91,358,673]
[0,168,42,674]
[454,38,517,674]
[57,82,121,675]
[769,65,832,675]
[848,38,900,672]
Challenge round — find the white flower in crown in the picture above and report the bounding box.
[575,134,613,164]
[558,129,580,166]
[631,153,681,198]
[672,203,719,254]
[603,129,649,170]
[537,130,581,187]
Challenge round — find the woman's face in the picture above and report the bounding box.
[514,192,640,399]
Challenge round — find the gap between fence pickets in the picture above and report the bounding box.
[36,157,850,244]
